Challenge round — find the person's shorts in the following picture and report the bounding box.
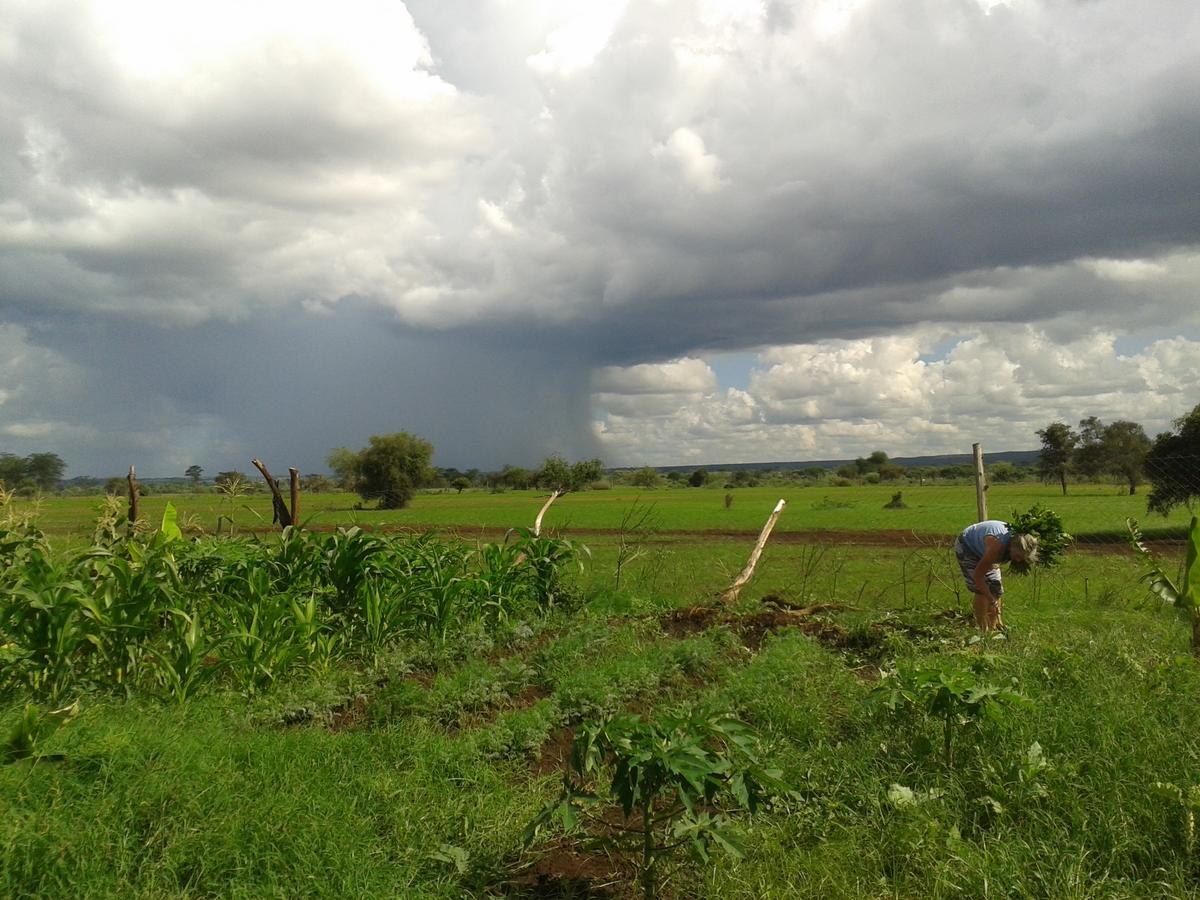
[955,537,1003,603]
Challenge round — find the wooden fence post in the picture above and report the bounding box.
[973,442,988,522]
[289,468,300,528]
[126,465,139,531]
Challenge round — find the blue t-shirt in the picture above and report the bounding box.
[959,520,1011,558]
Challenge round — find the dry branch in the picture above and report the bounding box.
[719,499,786,604]
[250,458,293,528]
[760,598,842,617]
[533,490,563,537]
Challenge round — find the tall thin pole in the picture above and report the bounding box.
[972,443,988,522]
[288,468,300,528]
[126,465,139,531]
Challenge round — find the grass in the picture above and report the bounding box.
[19,481,1196,547]
[4,496,1200,897]
[6,569,1197,897]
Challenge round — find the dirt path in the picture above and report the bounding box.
[237,522,1162,553]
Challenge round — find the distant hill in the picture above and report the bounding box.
[635,449,1040,474]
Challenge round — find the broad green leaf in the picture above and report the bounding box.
[159,502,183,543]
[1182,515,1199,611]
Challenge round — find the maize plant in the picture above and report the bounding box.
[3,700,79,764]
[322,527,389,614]
[401,535,479,641]
[507,528,588,611]
[76,546,181,694]
[217,568,304,696]
[150,609,223,703]
[2,579,92,701]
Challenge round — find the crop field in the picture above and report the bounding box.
[3,490,1199,898]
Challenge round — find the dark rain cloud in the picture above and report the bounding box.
[1,0,1198,472]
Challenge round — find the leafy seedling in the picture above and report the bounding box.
[525,706,788,900]
[868,662,1030,767]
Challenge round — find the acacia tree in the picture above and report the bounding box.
[25,453,65,492]
[626,466,662,488]
[1036,422,1077,495]
[534,455,604,492]
[1146,403,1200,515]
[1102,420,1152,495]
[1073,416,1107,480]
[1074,417,1151,494]
[185,465,204,487]
[334,432,434,510]
[326,447,362,491]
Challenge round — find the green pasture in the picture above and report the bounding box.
[5,486,1199,898]
[19,481,1192,547]
[4,536,1199,898]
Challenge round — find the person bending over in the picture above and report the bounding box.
[954,520,1039,632]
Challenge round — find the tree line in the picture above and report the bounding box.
[5,401,1196,515]
[1036,402,1200,512]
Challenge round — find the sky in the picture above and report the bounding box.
[1,0,1198,477]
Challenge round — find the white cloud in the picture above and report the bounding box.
[652,127,726,193]
[592,327,1200,464]
[526,0,629,76]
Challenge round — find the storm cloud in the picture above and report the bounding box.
[1,0,1198,475]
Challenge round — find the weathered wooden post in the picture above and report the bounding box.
[972,442,988,522]
[288,467,300,528]
[126,465,139,531]
[720,499,786,604]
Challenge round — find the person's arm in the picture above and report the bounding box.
[972,535,1005,601]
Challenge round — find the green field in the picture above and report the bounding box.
[20,482,1194,546]
[3,492,1199,898]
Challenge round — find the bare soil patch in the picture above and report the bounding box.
[499,838,631,898]
[534,725,578,777]
[656,599,847,651]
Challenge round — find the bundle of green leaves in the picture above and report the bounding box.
[1009,504,1072,567]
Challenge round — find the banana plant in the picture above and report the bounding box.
[1127,515,1200,654]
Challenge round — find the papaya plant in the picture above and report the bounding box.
[525,707,786,900]
[868,662,1030,767]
